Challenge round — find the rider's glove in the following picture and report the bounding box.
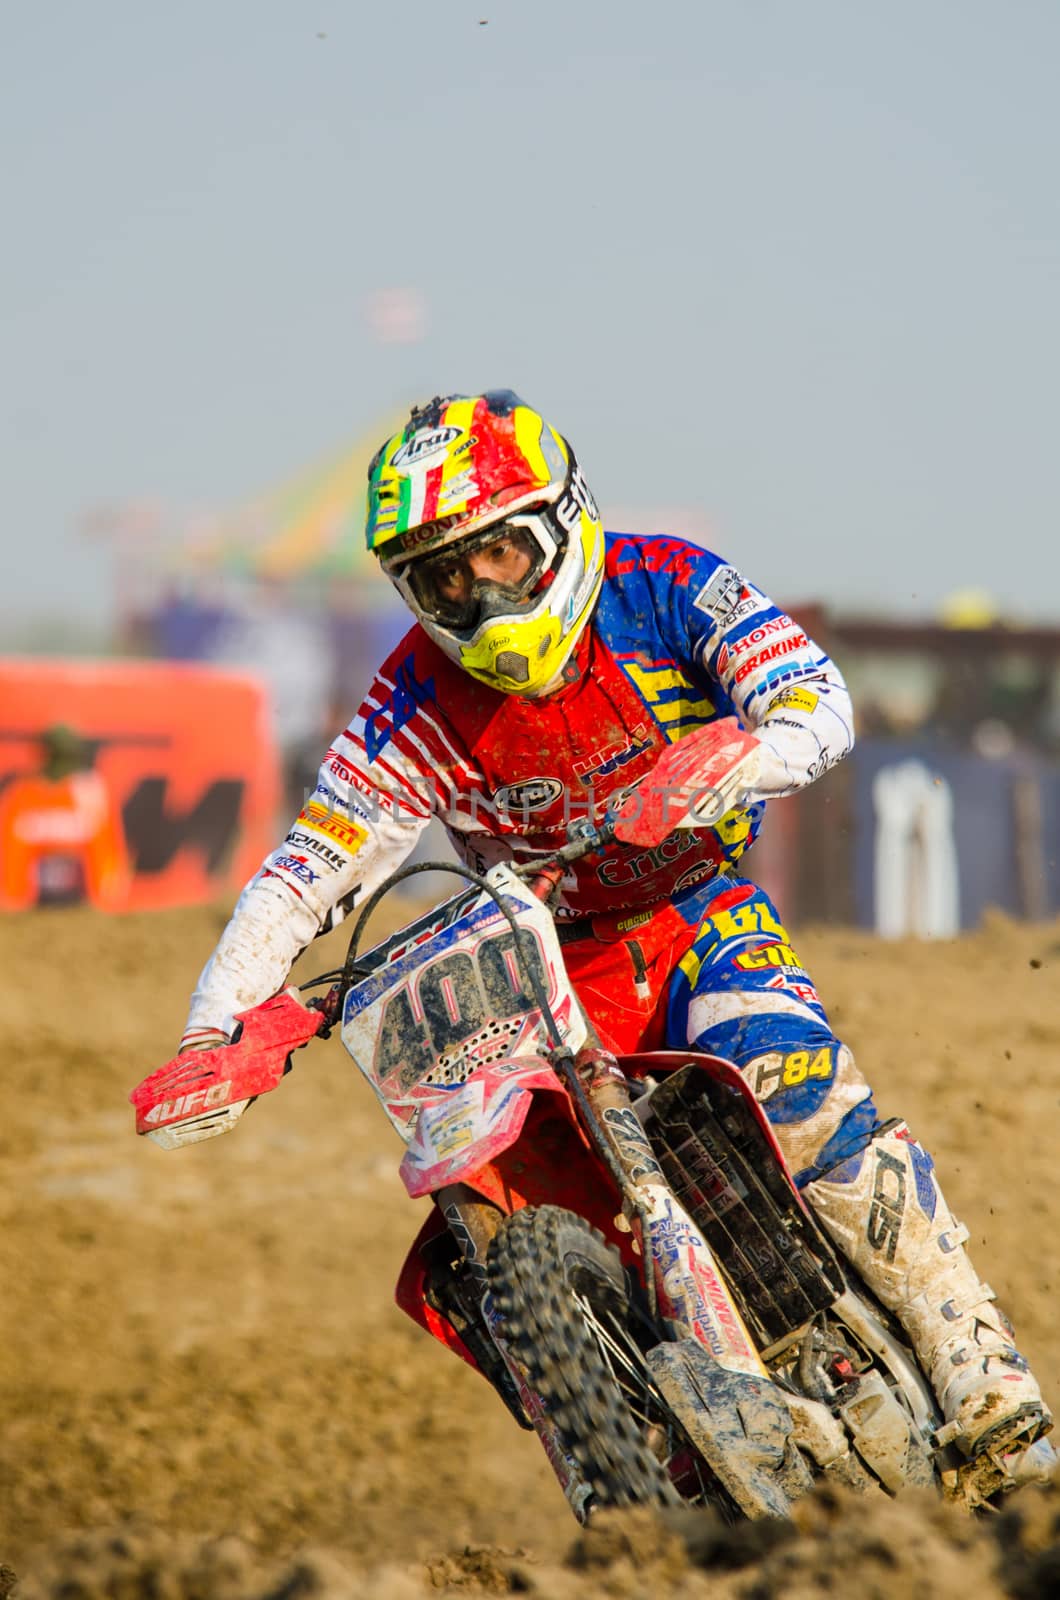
[142,1024,243,1148]
[179,1026,231,1054]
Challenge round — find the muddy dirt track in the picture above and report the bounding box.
[3,901,1060,1597]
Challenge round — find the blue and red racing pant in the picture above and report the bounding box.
[561,872,879,1193]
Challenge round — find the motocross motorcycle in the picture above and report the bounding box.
[131,719,1055,1521]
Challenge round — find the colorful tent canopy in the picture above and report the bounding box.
[180,418,403,583]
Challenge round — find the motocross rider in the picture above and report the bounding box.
[183,390,1050,1471]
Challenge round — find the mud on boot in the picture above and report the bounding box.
[803,1123,1052,1467]
[928,1288,1050,1459]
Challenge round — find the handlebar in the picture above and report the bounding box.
[306,716,758,1017]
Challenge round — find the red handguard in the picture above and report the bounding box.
[130,989,325,1138]
[613,716,760,847]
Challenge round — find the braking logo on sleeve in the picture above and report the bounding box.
[731,631,809,684]
[715,615,802,678]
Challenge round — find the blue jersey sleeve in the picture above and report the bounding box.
[600,533,855,797]
[621,536,832,719]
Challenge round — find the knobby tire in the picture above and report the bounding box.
[486,1204,679,1509]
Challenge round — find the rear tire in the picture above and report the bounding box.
[485,1204,679,1509]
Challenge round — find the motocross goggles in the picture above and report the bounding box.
[405,509,562,633]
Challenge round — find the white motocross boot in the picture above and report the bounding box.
[805,1123,1051,1462]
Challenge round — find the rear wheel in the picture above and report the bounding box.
[485,1204,682,1509]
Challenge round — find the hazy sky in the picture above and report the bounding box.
[4,0,1059,632]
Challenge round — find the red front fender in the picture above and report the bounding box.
[393,1085,626,1370]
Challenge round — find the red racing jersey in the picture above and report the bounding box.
[187,533,853,1034]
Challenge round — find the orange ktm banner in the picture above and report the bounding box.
[0,659,280,912]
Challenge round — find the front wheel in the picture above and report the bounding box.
[485,1204,680,1509]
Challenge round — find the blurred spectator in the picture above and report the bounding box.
[0,724,129,910]
[206,577,332,814]
[325,575,411,709]
[152,578,235,661]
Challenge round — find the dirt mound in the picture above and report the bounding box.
[2,903,1058,1595]
[11,1486,1060,1599]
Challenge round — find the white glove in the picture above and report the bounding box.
[179,1026,231,1054]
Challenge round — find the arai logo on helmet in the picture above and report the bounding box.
[493,777,564,813]
[392,426,462,468]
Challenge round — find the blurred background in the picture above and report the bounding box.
[3,0,1060,933]
[4,7,1060,1588]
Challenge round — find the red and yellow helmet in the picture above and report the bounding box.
[366,391,604,696]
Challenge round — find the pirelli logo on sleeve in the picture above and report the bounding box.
[295,800,368,855]
[767,685,819,715]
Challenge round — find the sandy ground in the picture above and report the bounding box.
[2,899,1060,1597]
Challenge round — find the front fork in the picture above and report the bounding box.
[573,1048,767,1380]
